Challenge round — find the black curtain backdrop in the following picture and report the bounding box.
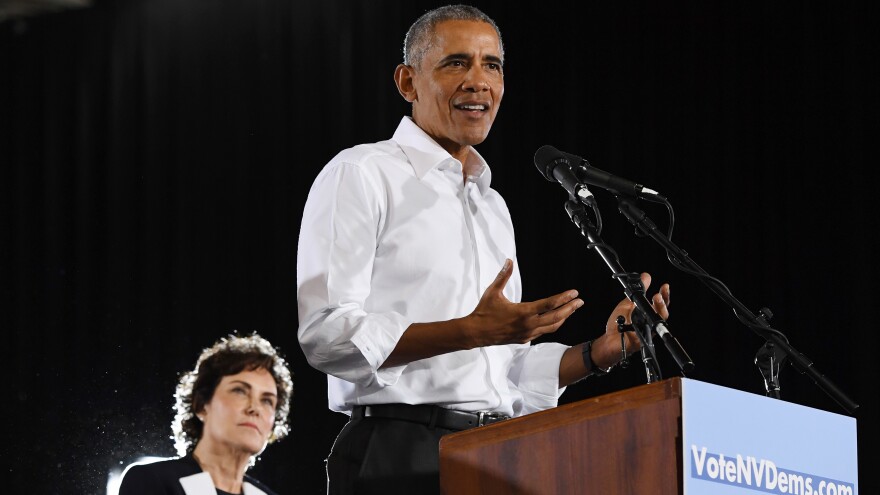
[2,1,878,493]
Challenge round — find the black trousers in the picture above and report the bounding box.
[326,413,457,495]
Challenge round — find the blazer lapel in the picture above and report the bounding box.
[179,472,216,495]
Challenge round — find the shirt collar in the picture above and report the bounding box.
[391,116,492,194]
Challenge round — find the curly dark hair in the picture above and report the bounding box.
[403,4,504,69]
[172,333,293,458]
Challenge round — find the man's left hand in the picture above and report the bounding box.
[592,272,670,370]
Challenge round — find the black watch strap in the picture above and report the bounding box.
[582,340,612,376]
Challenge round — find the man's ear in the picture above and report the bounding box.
[394,64,417,102]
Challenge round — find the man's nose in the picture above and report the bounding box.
[462,67,491,92]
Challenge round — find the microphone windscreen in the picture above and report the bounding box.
[533,145,567,182]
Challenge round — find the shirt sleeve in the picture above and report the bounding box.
[507,342,570,416]
[297,160,411,387]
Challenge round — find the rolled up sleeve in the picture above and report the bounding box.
[297,160,410,386]
[508,342,569,416]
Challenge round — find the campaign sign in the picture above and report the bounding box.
[682,378,857,495]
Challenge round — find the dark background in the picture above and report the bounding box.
[3,1,878,493]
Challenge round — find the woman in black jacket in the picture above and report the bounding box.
[119,333,293,495]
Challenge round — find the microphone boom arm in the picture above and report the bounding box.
[565,197,694,381]
[614,195,859,414]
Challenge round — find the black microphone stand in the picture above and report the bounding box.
[564,195,694,382]
[614,195,859,414]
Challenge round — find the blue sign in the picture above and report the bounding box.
[681,378,857,495]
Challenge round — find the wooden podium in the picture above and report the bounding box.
[439,377,859,495]
[439,378,683,494]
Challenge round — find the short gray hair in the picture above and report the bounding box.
[403,4,504,69]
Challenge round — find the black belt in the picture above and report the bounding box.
[352,404,510,431]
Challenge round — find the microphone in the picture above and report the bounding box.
[533,145,595,202]
[535,145,664,200]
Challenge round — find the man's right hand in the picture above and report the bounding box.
[381,259,582,368]
[463,258,583,348]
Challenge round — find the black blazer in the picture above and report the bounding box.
[118,455,278,495]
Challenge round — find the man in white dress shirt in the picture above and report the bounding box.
[297,5,670,494]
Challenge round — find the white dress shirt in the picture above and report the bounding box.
[297,117,568,417]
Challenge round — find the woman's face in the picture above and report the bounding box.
[200,367,278,455]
